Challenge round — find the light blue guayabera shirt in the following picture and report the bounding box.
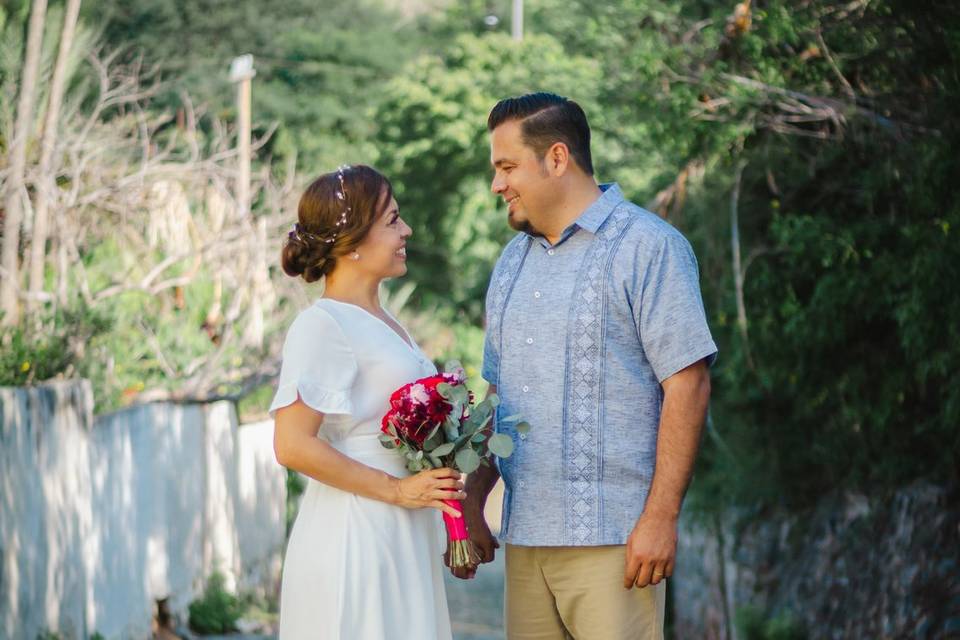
[482,183,717,546]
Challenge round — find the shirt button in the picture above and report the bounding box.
[526,337,533,344]
[518,480,525,488]
[547,249,555,256]
[534,291,542,298]
[522,385,529,392]
[519,433,527,441]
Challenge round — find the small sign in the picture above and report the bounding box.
[229,54,256,82]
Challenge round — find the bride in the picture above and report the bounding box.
[271,165,459,639]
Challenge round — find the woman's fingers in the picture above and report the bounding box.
[433,500,462,518]
[432,489,466,501]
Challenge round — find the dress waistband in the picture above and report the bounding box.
[328,434,409,475]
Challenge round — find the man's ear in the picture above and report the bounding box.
[546,142,571,176]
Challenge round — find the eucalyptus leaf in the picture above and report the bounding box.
[488,433,515,458]
[423,425,444,451]
[431,442,455,457]
[436,382,453,400]
[471,432,487,443]
[451,384,469,404]
[517,422,531,435]
[487,394,501,408]
[444,415,461,439]
[455,447,481,474]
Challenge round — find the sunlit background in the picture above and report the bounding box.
[1,0,958,638]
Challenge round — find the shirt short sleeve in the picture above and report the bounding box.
[269,305,358,417]
[637,231,718,382]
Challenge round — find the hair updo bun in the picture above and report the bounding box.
[280,165,393,283]
[281,230,336,282]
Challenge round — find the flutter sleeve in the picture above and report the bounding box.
[269,305,359,417]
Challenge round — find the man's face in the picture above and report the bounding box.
[489,119,552,236]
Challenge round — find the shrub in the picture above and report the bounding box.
[188,571,243,634]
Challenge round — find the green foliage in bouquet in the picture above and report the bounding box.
[378,362,529,474]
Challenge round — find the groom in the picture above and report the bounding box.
[453,92,717,639]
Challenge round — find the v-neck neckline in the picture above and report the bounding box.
[319,297,418,353]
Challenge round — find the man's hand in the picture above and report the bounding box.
[622,360,710,589]
[446,501,499,579]
[623,511,677,589]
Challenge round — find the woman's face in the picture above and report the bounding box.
[352,194,412,280]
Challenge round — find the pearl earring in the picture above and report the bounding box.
[350,252,360,261]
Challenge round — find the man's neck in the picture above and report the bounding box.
[541,179,603,245]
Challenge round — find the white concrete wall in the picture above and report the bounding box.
[0,381,285,640]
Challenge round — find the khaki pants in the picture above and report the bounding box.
[504,544,666,640]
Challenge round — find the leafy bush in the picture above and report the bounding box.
[0,305,112,387]
[737,605,807,640]
[188,571,243,634]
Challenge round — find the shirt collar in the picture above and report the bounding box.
[570,183,624,235]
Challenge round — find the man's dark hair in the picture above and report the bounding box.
[487,92,594,175]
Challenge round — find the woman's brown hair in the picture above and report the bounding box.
[281,165,393,282]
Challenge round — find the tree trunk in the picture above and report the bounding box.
[27,0,82,315]
[1,0,48,326]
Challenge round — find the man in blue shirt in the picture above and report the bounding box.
[453,93,717,639]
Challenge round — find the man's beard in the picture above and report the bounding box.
[508,212,544,238]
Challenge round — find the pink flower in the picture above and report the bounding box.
[409,383,430,406]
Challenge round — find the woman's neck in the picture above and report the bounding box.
[323,270,383,313]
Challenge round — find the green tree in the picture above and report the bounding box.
[373,32,603,321]
[84,0,418,168]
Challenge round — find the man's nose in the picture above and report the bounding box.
[491,174,506,194]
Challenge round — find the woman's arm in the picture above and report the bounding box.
[274,395,465,517]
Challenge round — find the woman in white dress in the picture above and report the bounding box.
[271,165,459,639]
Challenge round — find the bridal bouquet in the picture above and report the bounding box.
[379,362,528,568]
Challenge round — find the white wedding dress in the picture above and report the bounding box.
[270,298,452,639]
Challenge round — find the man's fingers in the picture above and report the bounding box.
[623,554,641,589]
[665,560,675,578]
[634,560,655,589]
[650,562,668,585]
[451,565,477,580]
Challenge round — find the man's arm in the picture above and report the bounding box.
[623,360,711,589]
[448,384,502,579]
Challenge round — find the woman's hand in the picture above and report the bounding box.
[392,467,465,518]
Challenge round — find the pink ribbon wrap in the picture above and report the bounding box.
[441,499,468,541]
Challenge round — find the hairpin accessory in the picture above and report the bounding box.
[287,165,353,246]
